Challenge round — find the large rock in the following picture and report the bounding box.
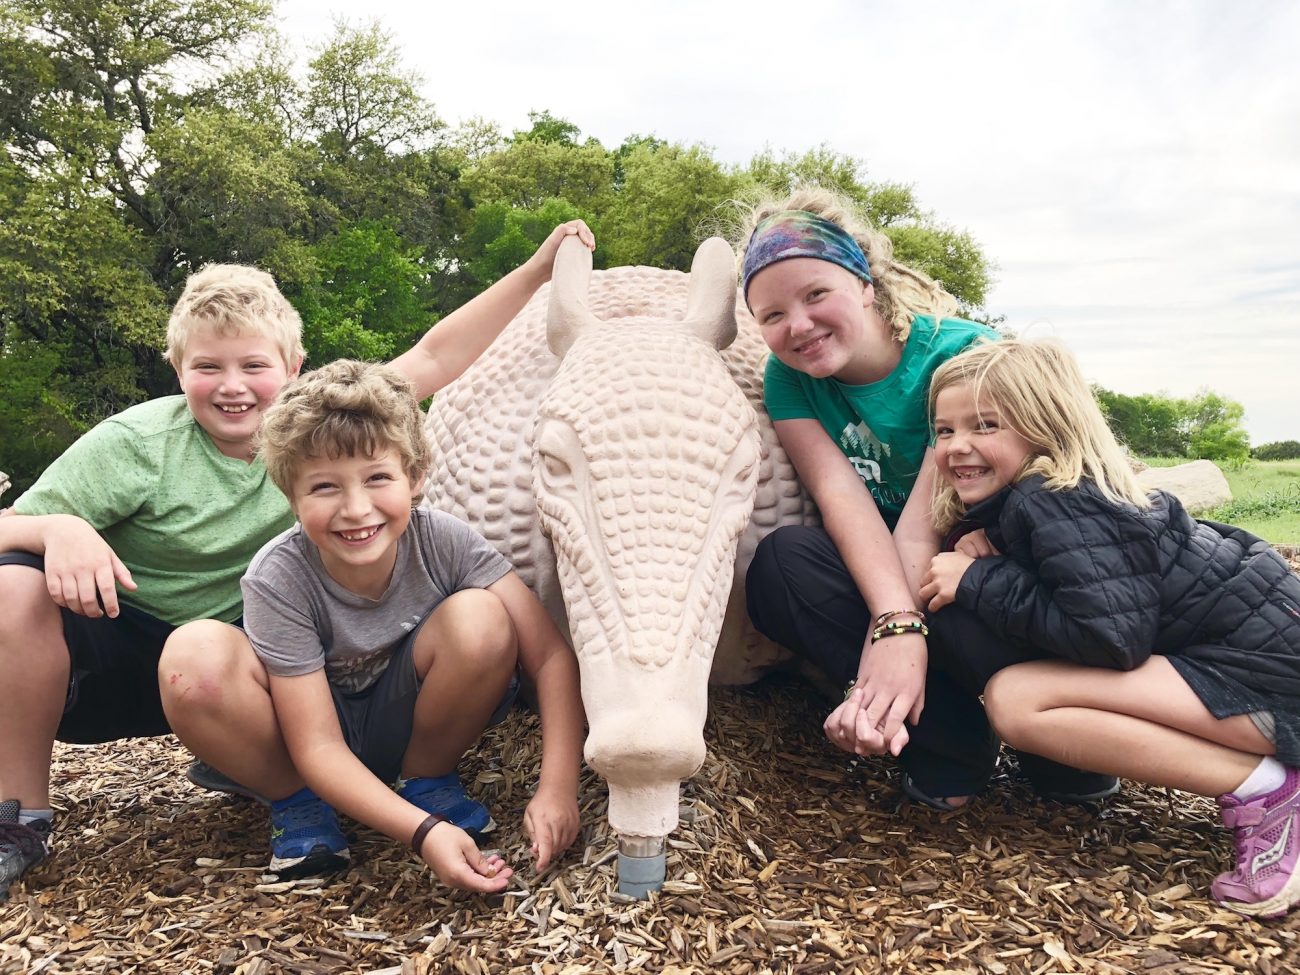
[1135,460,1232,514]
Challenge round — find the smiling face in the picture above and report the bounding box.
[933,382,1036,506]
[746,258,894,384]
[175,326,299,460]
[289,447,419,599]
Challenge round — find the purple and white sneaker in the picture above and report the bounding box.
[1212,766,1300,918]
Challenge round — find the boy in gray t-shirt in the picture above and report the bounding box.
[178,360,584,892]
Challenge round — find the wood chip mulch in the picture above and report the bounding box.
[5,674,1300,975]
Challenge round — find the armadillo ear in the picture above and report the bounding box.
[682,237,739,351]
[547,236,601,358]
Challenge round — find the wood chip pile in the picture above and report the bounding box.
[4,674,1299,975]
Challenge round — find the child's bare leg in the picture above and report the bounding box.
[158,621,303,800]
[402,589,518,778]
[0,565,68,808]
[985,657,1271,796]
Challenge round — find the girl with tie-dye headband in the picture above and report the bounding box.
[735,187,1117,811]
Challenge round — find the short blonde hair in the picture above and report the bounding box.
[929,339,1151,533]
[730,185,959,342]
[165,263,305,369]
[258,359,431,499]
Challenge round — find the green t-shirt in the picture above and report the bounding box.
[14,396,294,625]
[763,315,997,527]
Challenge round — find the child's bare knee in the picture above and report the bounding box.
[434,589,517,669]
[984,667,1036,747]
[1,564,60,635]
[159,620,248,707]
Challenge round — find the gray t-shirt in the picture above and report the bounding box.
[242,507,513,694]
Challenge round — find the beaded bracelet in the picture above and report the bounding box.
[871,619,929,643]
[874,609,926,628]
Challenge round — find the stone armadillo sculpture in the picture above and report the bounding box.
[423,236,817,894]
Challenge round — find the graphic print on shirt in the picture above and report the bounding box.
[328,646,398,695]
[838,420,908,511]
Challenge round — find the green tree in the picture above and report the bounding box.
[304,21,442,160]
[293,220,433,365]
[1094,388,1189,456]
[601,143,742,270]
[514,110,581,146]
[1254,441,1300,461]
[0,160,167,485]
[1,0,273,247]
[452,198,584,302]
[1186,391,1251,464]
[148,107,314,283]
[0,339,82,496]
[461,138,615,216]
[1094,387,1251,461]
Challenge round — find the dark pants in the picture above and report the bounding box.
[745,525,1103,798]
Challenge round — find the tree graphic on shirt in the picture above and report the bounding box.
[839,420,891,486]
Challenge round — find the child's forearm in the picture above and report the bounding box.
[392,220,593,399]
[392,259,550,400]
[0,511,87,554]
[892,453,942,599]
[531,649,585,795]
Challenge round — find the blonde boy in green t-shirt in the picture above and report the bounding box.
[0,220,595,900]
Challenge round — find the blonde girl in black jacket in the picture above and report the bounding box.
[918,339,1300,919]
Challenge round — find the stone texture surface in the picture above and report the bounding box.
[424,238,817,840]
[1135,459,1233,514]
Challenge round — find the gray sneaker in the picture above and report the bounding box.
[0,800,50,901]
[186,760,269,805]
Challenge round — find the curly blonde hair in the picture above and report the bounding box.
[729,185,958,342]
[258,359,431,500]
[929,339,1151,534]
[165,263,305,370]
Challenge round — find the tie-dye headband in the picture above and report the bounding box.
[741,210,873,305]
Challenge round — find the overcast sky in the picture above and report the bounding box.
[276,0,1299,443]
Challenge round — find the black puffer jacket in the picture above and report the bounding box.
[954,475,1300,699]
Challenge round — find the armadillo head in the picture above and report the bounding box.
[535,237,760,838]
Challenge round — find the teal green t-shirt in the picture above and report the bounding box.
[14,396,294,625]
[763,315,997,527]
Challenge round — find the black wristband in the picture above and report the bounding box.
[411,813,447,854]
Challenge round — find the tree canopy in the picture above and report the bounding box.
[1,0,1006,496]
[1094,387,1252,464]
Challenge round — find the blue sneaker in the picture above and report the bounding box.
[268,788,350,878]
[397,774,494,836]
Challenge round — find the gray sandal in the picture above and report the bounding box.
[901,774,965,811]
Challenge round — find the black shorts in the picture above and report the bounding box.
[1,552,192,743]
[330,610,520,784]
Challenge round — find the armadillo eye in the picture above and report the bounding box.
[542,452,571,480]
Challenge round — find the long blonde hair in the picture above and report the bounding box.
[729,185,958,342]
[929,340,1150,533]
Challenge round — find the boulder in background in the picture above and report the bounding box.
[1136,459,1232,514]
